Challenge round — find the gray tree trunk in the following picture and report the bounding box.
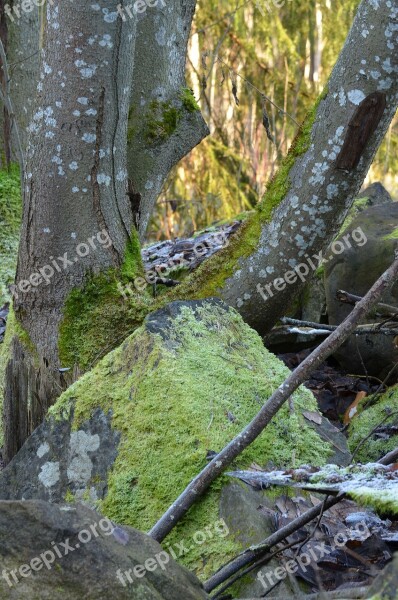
[14,0,137,362]
[7,2,41,156]
[127,0,209,238]
[210,0,398,333]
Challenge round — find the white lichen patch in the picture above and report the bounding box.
[347,89,365,105]
[66,431,100,486]
[39,461,60,488]
[37,442,50,458]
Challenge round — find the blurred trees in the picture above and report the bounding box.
[149,0,397,240]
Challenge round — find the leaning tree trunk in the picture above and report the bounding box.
[126,0,209,238]
[177,0,398,333]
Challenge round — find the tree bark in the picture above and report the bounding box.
[126,0,209,238]
[185,0,398,334]
[14,0,138,363]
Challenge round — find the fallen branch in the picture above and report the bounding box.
[206,444,398,595]
[281,317,398,336]
[336,290,398,319]
[149,255,398,542]
[205,494,343,594]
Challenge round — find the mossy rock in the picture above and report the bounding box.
[348,385,398,463]
[0,299,339,582]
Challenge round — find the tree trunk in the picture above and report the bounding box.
[14,1,138,363]
[179,0,398,334]
[126,0,209,238]
[7,0,41,157]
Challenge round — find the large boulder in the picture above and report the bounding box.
[324,201,398,380]
[0,299,349,585]
[0,499,208,599]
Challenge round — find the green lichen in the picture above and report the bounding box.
[144,100,180,143]
[180,87,200,112]
[348,385,398,462]
[58,229,155,370]
[50,301,333,579]
[169,88,328,301]
[0,164,22,305]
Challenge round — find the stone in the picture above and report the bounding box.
[324,202,398,380]
[0,499,208,599]
[0,299,348,586]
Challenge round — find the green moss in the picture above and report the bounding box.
[50,301,333,579]
[144,100,180,143]
[58,229,155,370]
[348,385,398,462]
[383,227,398,241]
[0,164,22,304]
[349,487,398,515]
[64,489,76,503]
[180,87,200,112]
[169,88,328,301]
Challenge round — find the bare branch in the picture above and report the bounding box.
[149,254,398,542]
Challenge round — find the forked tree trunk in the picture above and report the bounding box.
[3,0,398,461]
[126,0,209,237]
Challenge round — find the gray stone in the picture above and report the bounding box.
[0,500,208,599]
[325,202,398,380]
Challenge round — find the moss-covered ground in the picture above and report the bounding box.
[50,301,333,579]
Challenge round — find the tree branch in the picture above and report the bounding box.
[149,254,398,542]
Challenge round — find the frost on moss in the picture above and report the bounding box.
[0,164,21,304]
[50,300,332,579]
[348,385,398,463]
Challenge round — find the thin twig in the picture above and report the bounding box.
[215,56,300,126]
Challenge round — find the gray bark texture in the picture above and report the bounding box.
[217,0,398,333]
[7,2,41,156]
[14,0,138,362]
[126,0,209,238]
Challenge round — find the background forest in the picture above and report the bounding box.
[150,0,397,239]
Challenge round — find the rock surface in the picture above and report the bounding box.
[325,202,398,380]
[0,499,208,599]
[0,299,348,585]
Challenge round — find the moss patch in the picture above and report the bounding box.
[168,88,328,301]
[348,385,398,462]
[50,301,333,579]
[0,164,21,304]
